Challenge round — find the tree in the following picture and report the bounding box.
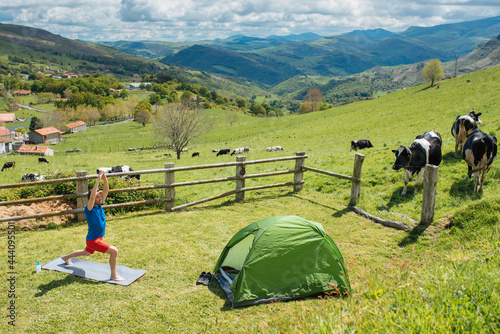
[134,100,152,117]
[422,59,444,87]
[85,108,101,126]
[226,112,239,126]
[43,110,67,130]
[306,88,323,112]
[29,116,44,131]
[250,104,266,116]
[135,110,151,127]
[236,98,246,109]
[152,103,214,159]
[149,93,161,105]
[181,91,194,102]
[298,101,313,114]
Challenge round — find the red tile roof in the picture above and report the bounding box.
[32,127,64,135]
[17,145,52,154]
[0,113,16,123]
[0,126,13,137]
[66,121,86,128]
[0,137,13,143]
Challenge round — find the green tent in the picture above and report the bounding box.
[214,216,351,308]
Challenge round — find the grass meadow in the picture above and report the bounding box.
[1,65,499,333]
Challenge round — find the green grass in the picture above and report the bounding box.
[1,65,500,332]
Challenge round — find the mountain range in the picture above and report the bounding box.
[0,16,499,102]
[100,16,500,87]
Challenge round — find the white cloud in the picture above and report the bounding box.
[0,0,498,41]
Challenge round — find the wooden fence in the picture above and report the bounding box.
[0,152,367,224]
[0,152,440,231]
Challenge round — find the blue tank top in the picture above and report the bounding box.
[84,204,106,240]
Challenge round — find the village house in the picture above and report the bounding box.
[0,126,14,139]
[28,127,64,144]
[0,113,16,123]
[12,90,31,96]
[0,137,13,154]
[66,121,87,133]
[17,145,54,156]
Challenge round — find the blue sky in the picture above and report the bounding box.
[1,0,499,42]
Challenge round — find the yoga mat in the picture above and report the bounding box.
[42,257,147,286]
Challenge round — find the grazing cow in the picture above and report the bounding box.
[231,147,249,155]
[38,157,49,163]
[192,151,200,157]
[21,173,45,182]
[266,146,284,152]
[216,149,231,156]
[211,149,218,153]
[451,111,482,158]
[164,153,172,156]
[1,161,15,172]
[111,165,141,181]
[392,130,442,196]
[182,148,188,153]
[350,140,374,151]
[462,129,497,193]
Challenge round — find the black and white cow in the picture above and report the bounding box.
[21,173,45,182]
[1,161,15,171]
[392,131,442,196]
[192,151,200,157]
[350,140,374,151]
[111,165,141,181]
[38,157,49,163]
[451,111,482,158]
[216,149,231,156]
[231,147,249,155]
[462,129,497,193]
[266,146,284,152]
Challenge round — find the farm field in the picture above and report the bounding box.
[1,65,499,332]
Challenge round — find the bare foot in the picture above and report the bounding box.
[61,256,72,265]
[110,275,126,281]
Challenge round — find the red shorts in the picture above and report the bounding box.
[85,238,111,254]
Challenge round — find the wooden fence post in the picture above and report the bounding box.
[294,152,306,191]
[164,162,175,211]
[235,156,246,202]
[349,153,365,206]
[76,170,88,222]
[421,164,439,224]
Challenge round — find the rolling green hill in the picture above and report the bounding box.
[0,23,162,78]
[0,24,265,99]
[161,45,301,87]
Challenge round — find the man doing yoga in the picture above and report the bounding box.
[62,170,125,281]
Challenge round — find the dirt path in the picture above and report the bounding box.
[1,200,76,231]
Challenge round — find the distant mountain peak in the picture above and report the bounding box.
[342,28,397,39]
[266,32,324,42]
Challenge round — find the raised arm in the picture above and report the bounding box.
[101,171,109,202]
[87,171,102,211]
